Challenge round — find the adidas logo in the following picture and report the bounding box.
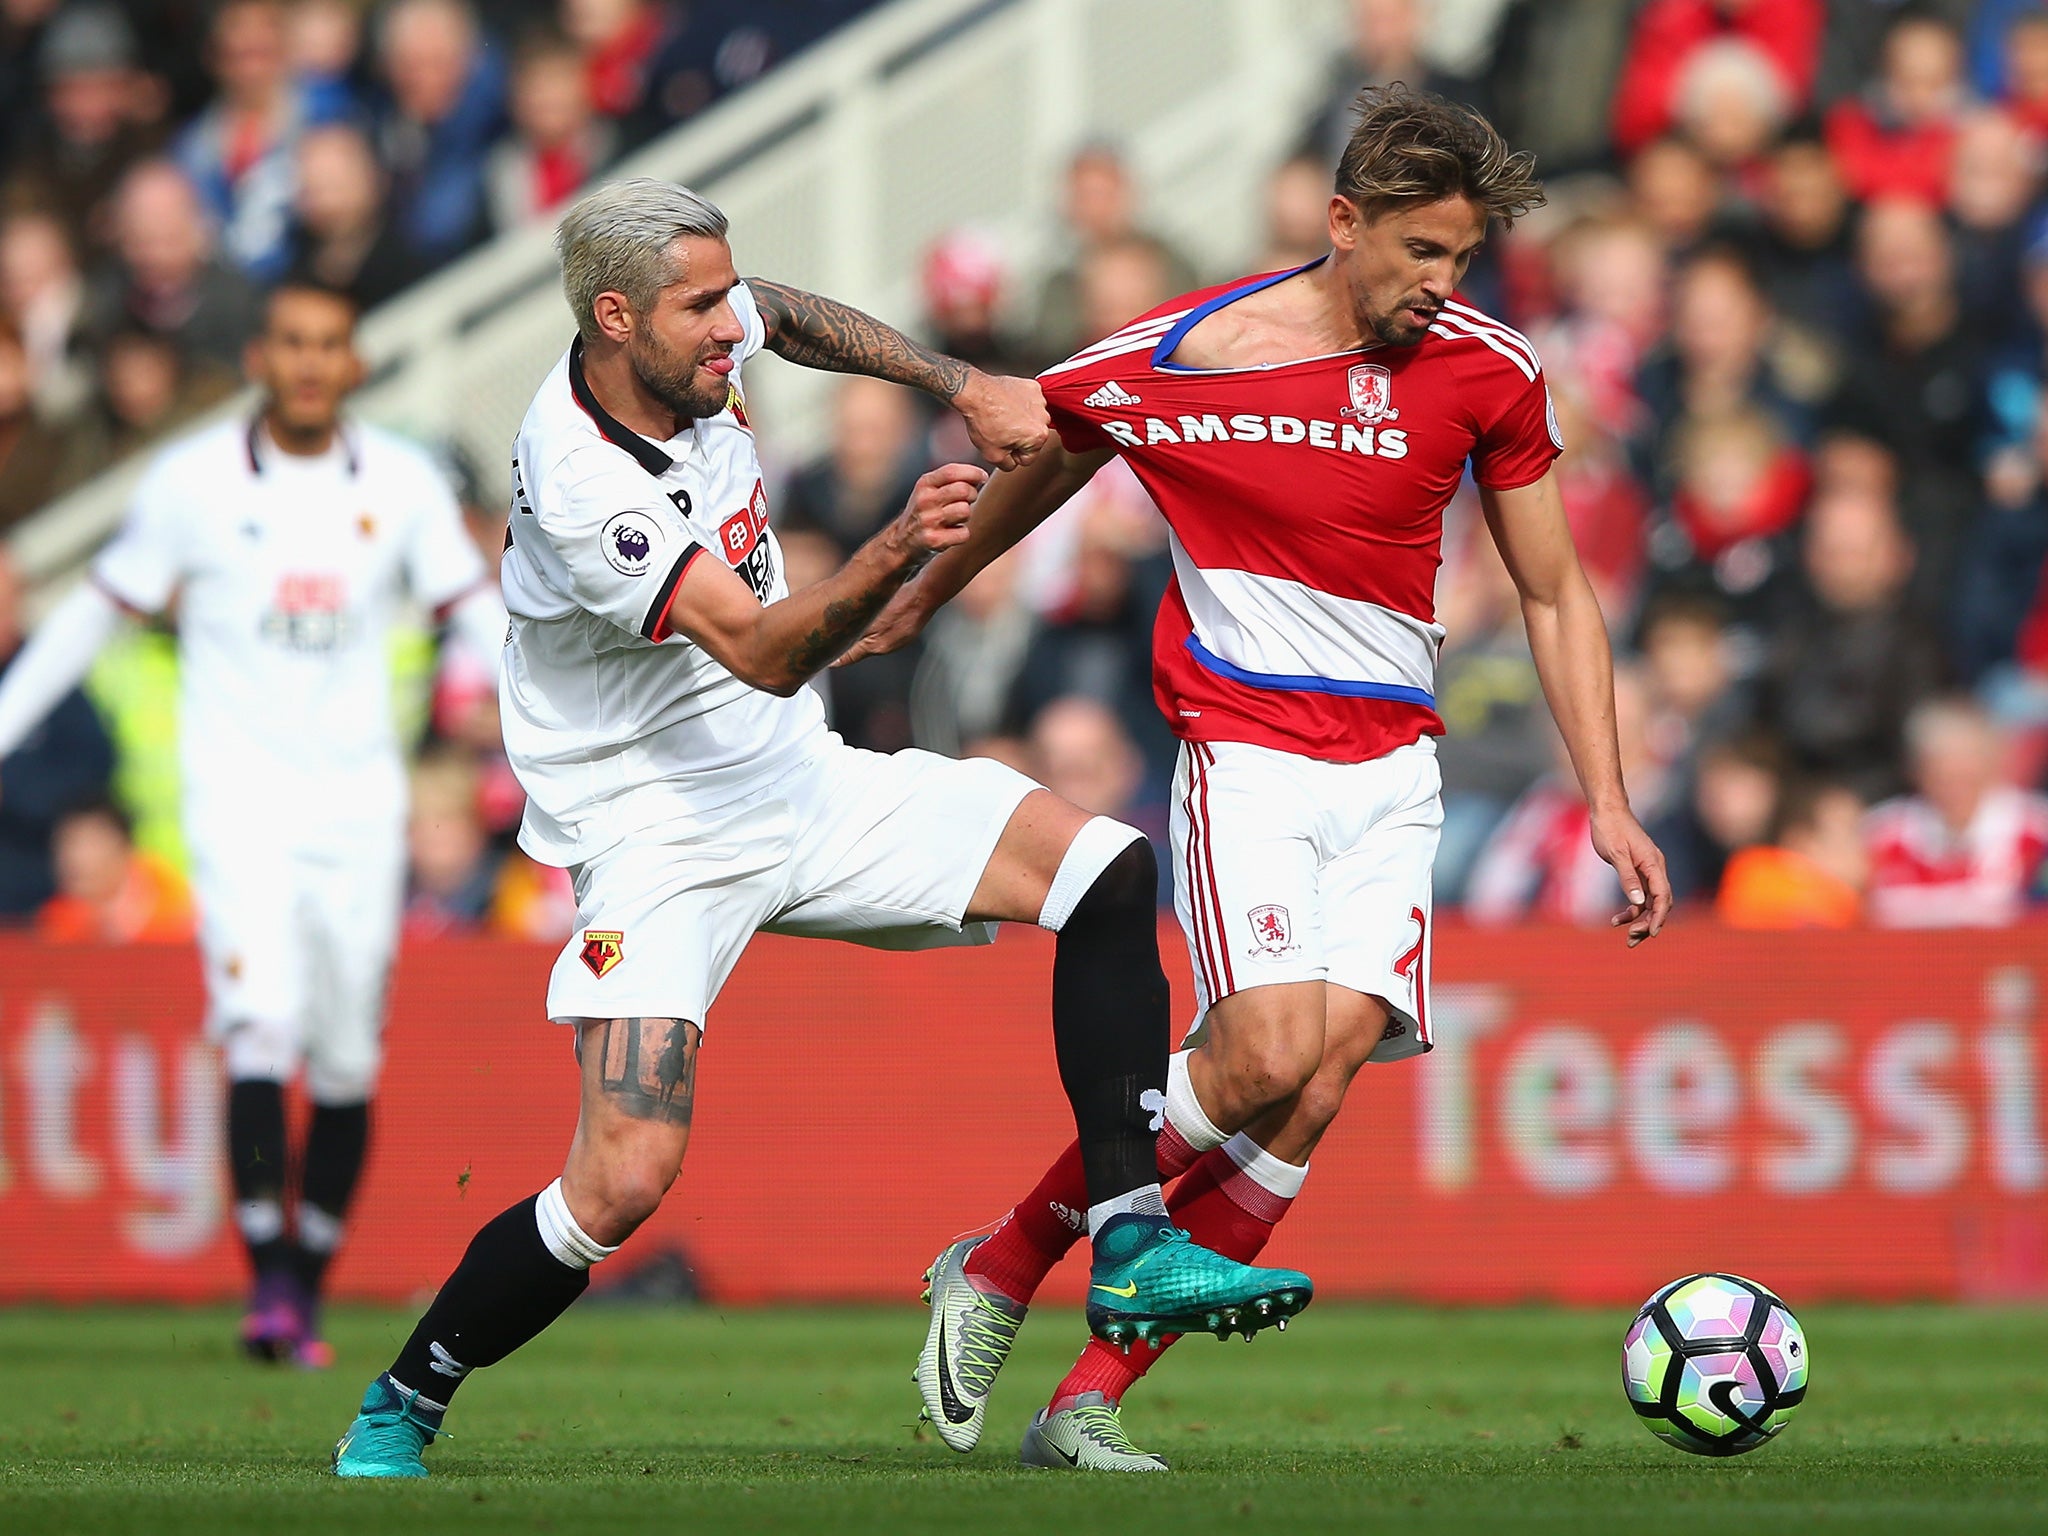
[1083,380,1141,408]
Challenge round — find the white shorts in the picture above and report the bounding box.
[190,827,405,1102]
[545,741,1039,1027]
[1172,737,1442,1064]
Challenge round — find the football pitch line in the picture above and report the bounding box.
[0,1304,2043,1535]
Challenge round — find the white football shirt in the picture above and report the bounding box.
[93,417,487,841]
[501,281,827,866]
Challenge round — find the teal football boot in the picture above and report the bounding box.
[332,1374,443,1478]
[1085,1214,1312,1348]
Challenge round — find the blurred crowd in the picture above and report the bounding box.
[787,0,2048,934]
[0,0,875,529]
[8,0,2048,939]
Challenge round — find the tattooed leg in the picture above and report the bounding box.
[563,1017,703,1246]
[583,1015,702,1125]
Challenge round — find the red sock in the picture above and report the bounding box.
[1048,1144,1296,1410]
[964,1123,1203,1303]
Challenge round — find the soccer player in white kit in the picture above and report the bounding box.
[331,179,1316,1479]
[0,281,507,1364]
[850,87,1676,1467]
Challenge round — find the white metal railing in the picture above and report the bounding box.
[9,0,1344,606]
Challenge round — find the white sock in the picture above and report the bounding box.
[1165,1049,1228,1153]
[534,1179,620,1270]
[297,1203,344,1256]
[1085,1183,1169,1236]
[386,1375,448,1415]
[235,1198,284,1245]
[1036,816,1144,932]
[1222,1132,1310,1200]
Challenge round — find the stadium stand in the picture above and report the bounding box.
[4,0,2048,934]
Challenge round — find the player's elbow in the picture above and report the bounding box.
[728,652,808,697]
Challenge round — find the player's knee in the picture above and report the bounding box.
[1227,1036,1322,1109]
[305,1046,381,1106]
[600,1176,669,1237]
[1291,1067,1355,1140]
[1323,1001,1391,1077]
[221,1016,300,1084]
[1285,1003,1388,1133]
[578,1150,682,1242]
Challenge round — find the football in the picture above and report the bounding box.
[1622,1273,1808,1456]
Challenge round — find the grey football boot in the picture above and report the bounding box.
[915,1236,1027,1452]
[1019,1391,1169,1472]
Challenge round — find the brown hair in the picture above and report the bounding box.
[1770,775,1861,844]
[1335,84,1546,227]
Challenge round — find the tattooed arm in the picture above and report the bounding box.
[748,278,1050,469]
[664,464,987,695]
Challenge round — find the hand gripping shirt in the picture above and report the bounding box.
[1041,260,1561,764]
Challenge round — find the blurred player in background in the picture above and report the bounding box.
[850,85,1674,1469]
[331,180,1315,1480]
[0,280,506,1365]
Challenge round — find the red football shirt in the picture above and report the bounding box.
[1040,261,1560,763]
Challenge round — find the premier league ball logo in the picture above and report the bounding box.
[1342,362,1397,424]
[600,511,661,576]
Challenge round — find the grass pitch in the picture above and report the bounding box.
[1,1303,2043,1535]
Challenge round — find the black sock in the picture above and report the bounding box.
[387,1194,590,1406]
[296,1101,371,1296]
[227,1077,293,1281]
[1052,837,1172,1208]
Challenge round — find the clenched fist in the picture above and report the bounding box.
[953,372,1051,471]
[882,464,988,570]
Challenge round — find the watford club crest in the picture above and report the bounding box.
[580,929,624,979]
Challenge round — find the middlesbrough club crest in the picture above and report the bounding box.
[1342,362,1397,424]
[1247,904,1298,957]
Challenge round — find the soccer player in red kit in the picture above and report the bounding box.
[849,86,1674,1470]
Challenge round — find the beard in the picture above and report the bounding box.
[1366,299,1441,347]
[629,331,730,421]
